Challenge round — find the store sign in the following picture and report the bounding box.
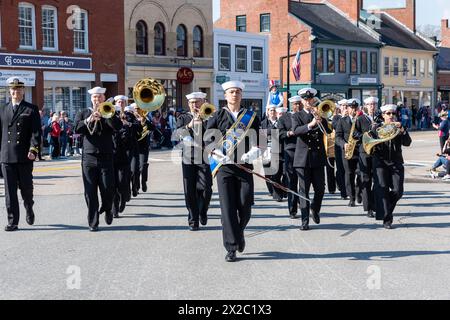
[0,53,92,71]
[406,79,421,86]
[177,67,194,84]
[350,76,377,85]
[439,86,450,91]
[0,70,35,86]
[216,75,230,84]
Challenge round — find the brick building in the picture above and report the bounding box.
[0,0,125,119]
[438,20,450,104]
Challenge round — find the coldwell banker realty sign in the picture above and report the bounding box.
[0,53,92,71]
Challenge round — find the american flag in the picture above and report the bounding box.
[291,48,301,81]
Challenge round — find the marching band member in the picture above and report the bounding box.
[292,88,332,231]
[333,99,348,200]
[336,98,362,207]
[111,95,136,218]
[261,104,283,202]
[207,81,261,262]
[176,92,213,231]
[135,106,153,194]
[74,87,122,231]
[353,96,378,218]
[370,104,412,229]
[127,103,141,198]
[0,77,41,231]
[277,96,303,219]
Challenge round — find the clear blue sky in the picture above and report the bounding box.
[213,0,450,26]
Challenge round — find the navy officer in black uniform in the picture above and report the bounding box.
[207,80,261,262]
[74,87,122,231]
[370,104,411,229]
[0,77,41,232]
[292,88,332,231]
[176,91,213,231]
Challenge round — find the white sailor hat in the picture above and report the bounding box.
[267,104,277,110]
[397,101,404,106]
[88,87,106,95]
[337,99,348,106]
[114,95,128,102]
[186,92,207,100]
[298,87,317,99]
[7,76,26,88]
[288,95,302,103]
[364,97,379,104]
[381,104,397,113]
[222,80,245,92]
[276,107,287,113]
[125,103,137,112]
[347,98,361,108]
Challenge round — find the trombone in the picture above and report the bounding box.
[87,101,116,135]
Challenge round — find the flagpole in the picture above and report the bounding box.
[287,31,306,104]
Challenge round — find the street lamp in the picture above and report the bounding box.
[287,30,306,99]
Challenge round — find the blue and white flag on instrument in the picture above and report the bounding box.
[291,48,301,81]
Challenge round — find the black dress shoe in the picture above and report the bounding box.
[383,222,393,229]
[367,210,375,218]
[142,182,147,193]
[89,226,99,232]
[310,209,320,224]
[105,211,113,225]
[290,213,298,219]
[341,196,349,200]
[98,206,105,215]
[5,225,18,232]
[132,189,138,197]
[189,224,200,231]
[113,212,119,219]
[200,216,208,226]
[300,225,310,231]
[348,200,356,207]
[26,209,35,225]
[357,195,362,204]
[238,240,246,253]
[225,250,237,262]
[119,201,126,213]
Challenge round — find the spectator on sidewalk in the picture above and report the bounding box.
[59,112,70,157]
[432,111,450,151]
[50,114,61,159]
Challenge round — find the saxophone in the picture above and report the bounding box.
[344,117,358,160]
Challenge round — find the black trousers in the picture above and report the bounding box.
[138,149,150,190]
[283,149,298,215]
[334,145,347,198]
[112,162,131,215]
[82,156,115,228]
[130,152,140,195]
[326,157,336,194]
[182,163,213,226]
[373,158,404,223]
[295,166,325,226]
[343,158,362,201]
[1,163,34,226]
[217,165,254,252]
[359,153,375,212]
[440,135,449,152]
[263,156,283,201]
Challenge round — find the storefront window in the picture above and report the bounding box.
[44,86,88,120]
[71,87,87,119]
[0,87,8,106]
[43,87,53,110]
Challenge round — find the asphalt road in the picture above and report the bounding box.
[0,130,449,300]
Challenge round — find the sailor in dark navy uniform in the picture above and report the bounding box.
[292,88,332,231]
[176,92,213,231]
[206,81,261,262]
[277,95,303,218]
[74,87,122,231]
[0,77,41,232]
[370,104,411,229]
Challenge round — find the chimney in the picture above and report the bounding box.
[442,19,450,47]
[383,0,416,32]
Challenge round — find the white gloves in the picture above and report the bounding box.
[211,149,231,164]
[241,147,262,164]
[182,135,194,145]
[262,147,272,165]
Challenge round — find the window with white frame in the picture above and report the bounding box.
[236,46,247,72]
[252,47,263,73]
[73,10,88,52]
[42,6,58,50]
[218,44,230,71]
[420,59,425,77]
[19,3,36,49]
[428,59,433,77]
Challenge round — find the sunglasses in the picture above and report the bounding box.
[384,112,396,116]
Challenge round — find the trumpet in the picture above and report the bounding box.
[97,102,115,119]
[198,103,216,120]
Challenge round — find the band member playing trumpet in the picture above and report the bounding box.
[277,96,303,219]
[368,104,411,229]
[176,92,213,231]
[292,88,332,231]
[74,87,122,231]
[336,99,362,207]
[353,97,379,218]
[207,81,261,262]
[333,99,348,200]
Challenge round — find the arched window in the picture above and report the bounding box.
[193,26,203,57]
[154,22,165,56]
[176,24,187,57]
[136,20,148,55]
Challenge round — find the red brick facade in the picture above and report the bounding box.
[0,0,125,108]
[381,0,416,32]
[442,19,450,48]
[214,0,313,84]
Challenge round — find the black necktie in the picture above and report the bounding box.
[13,104,18,113]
